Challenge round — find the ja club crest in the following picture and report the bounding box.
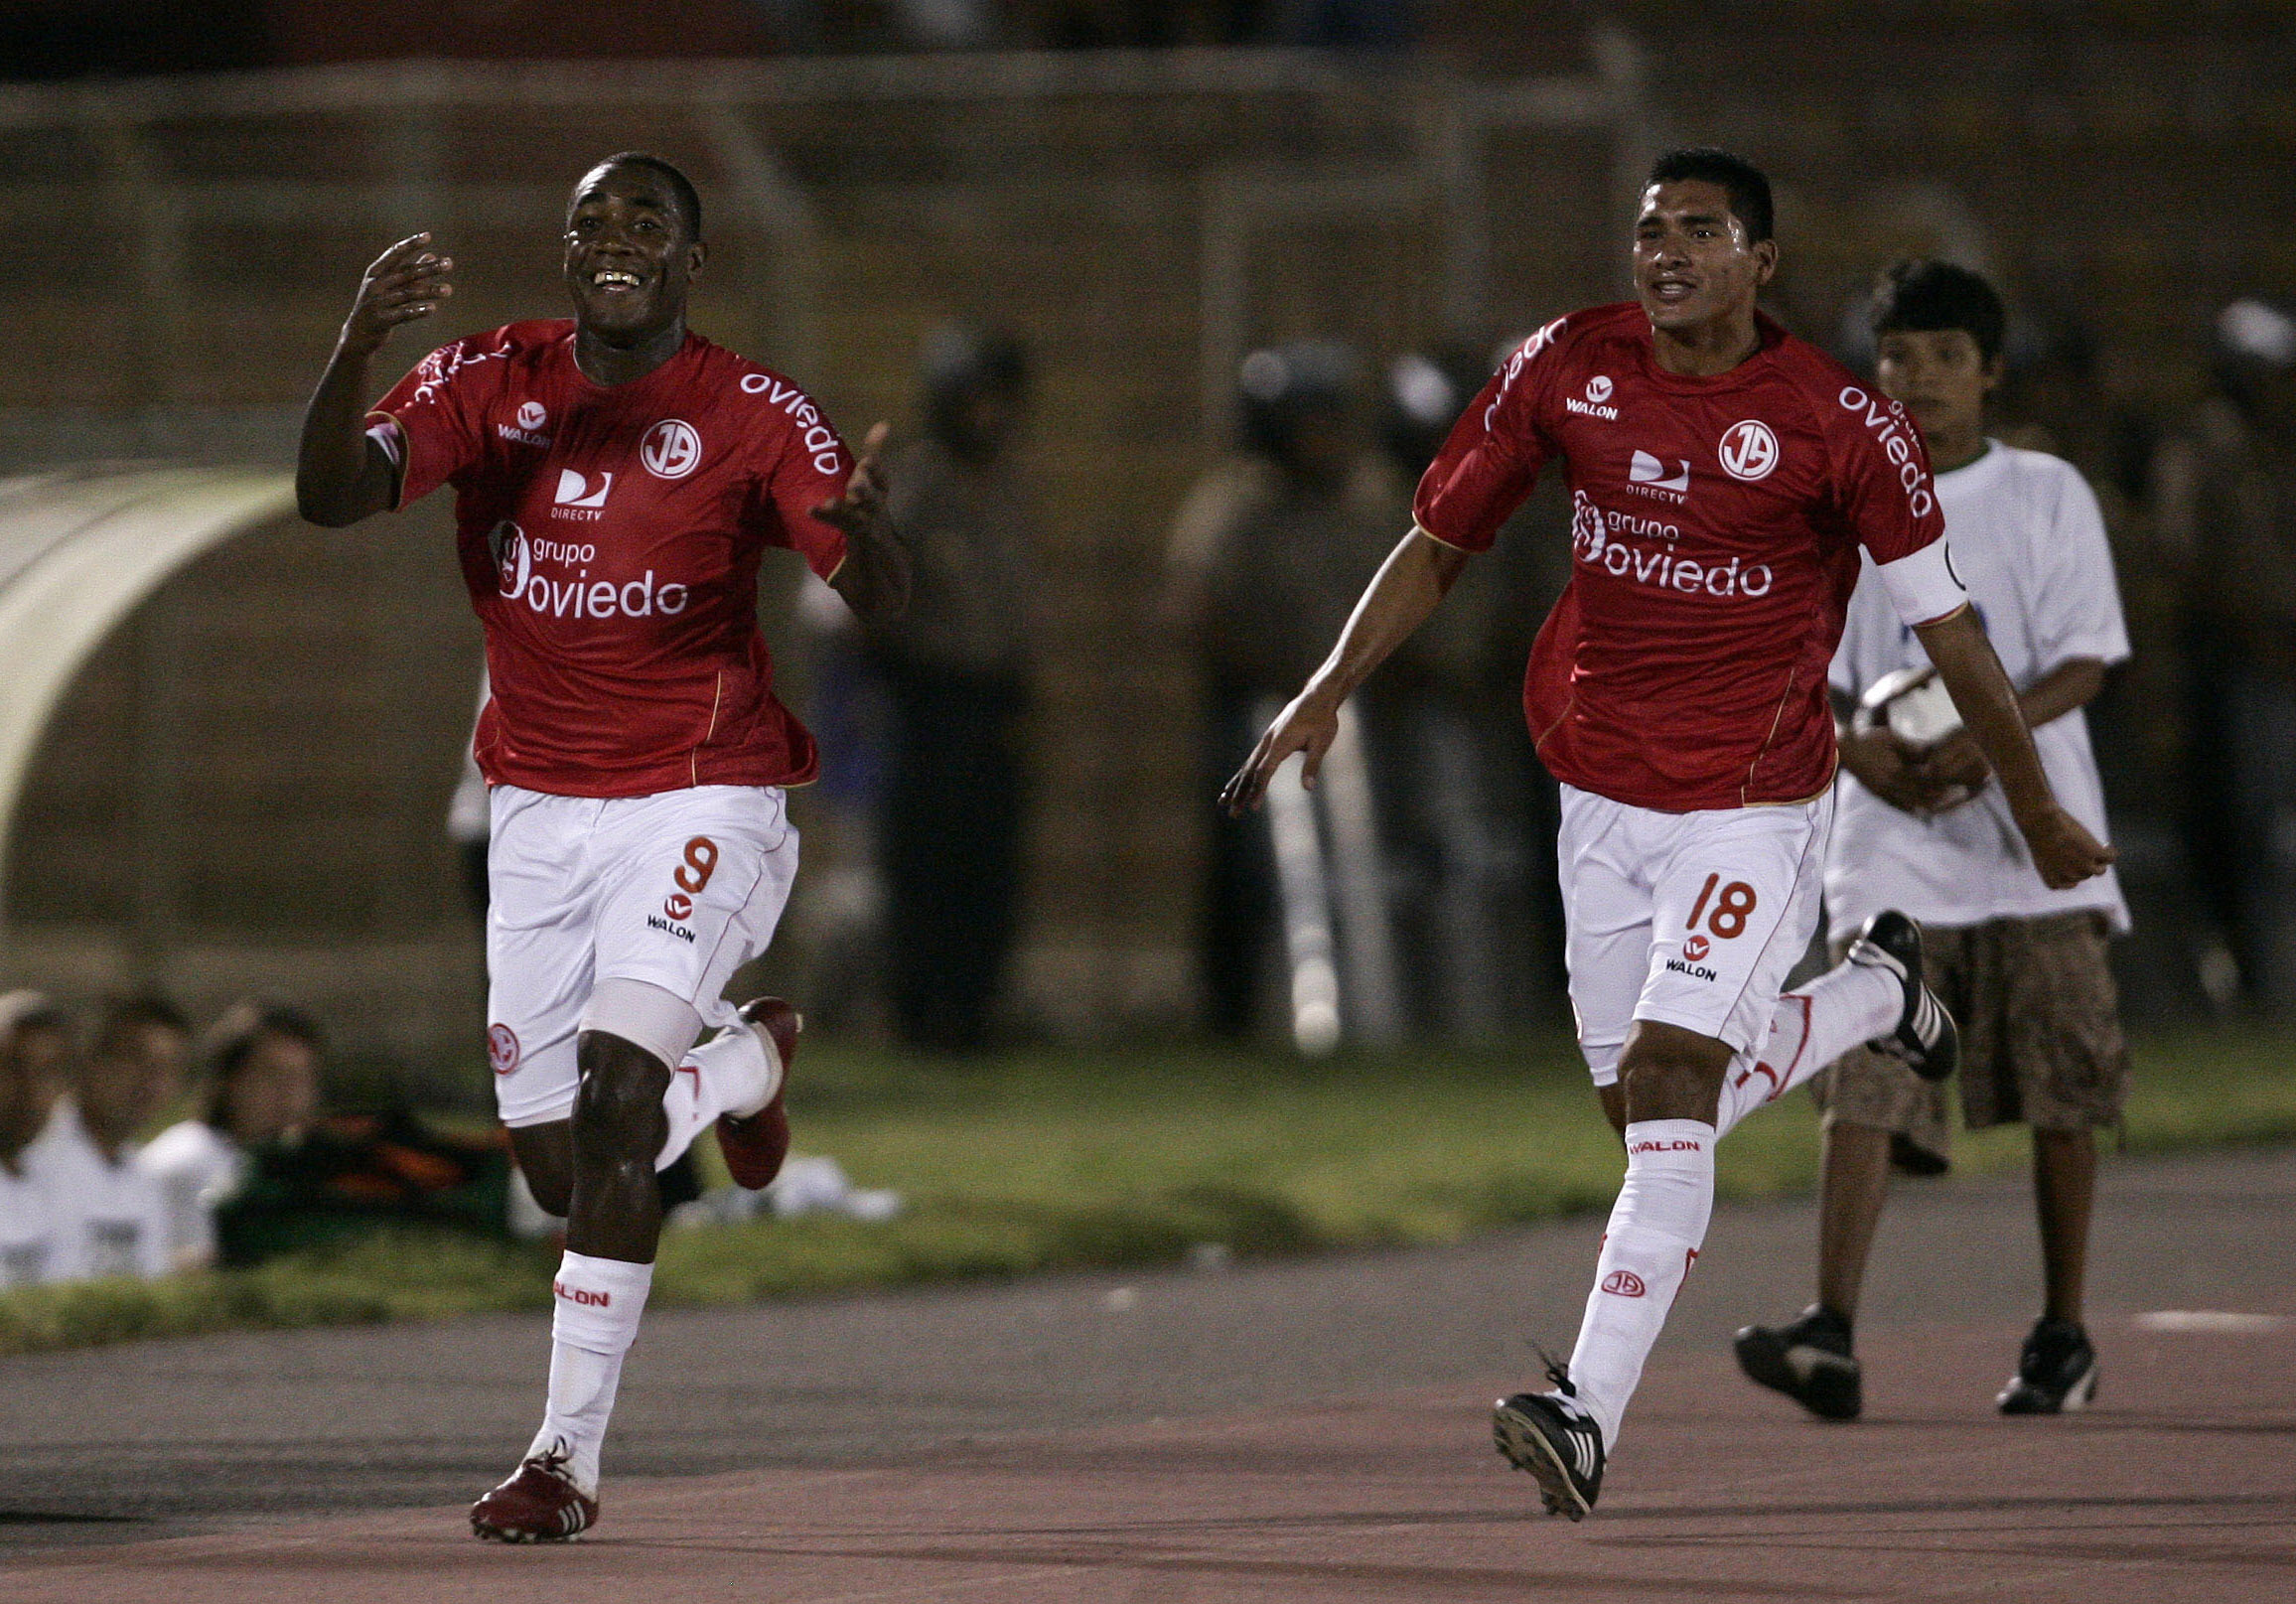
[1718,419,1780,482]
[642,419,702,480]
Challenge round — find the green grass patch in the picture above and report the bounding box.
[7,1024,2295,1355]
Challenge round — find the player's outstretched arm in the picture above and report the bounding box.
[297,233,454,527]
[1914,606,2115,889]
[816,422,911,620]
[1220,526,1468,816]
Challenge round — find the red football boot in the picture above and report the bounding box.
[469,1446,597,1542]
[716,996,798,1190]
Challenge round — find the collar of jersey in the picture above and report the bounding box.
[558,326,703,393]
[1627,310,1790,392]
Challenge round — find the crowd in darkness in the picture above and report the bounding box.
[0,1,1414,82]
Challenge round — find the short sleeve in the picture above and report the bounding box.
[1823,386,1962,626]
[1411,319,1566,554]
[2031,460,2131,669]
[751,378,850,583]
[367,334,504,508]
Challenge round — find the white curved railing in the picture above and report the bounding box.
[0,465,295,935]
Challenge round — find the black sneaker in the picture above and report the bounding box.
[1997,1316,2098,1414]
[1733,1304,1862,1421]
[1848,911,1958,1083]
[1493,1360,1605,1521]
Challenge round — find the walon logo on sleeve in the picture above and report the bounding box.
[497,397,551,446]
[1566,373,1620,420]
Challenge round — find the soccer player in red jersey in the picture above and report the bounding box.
[1223,148,2113,1519]
[296,153,909,1541]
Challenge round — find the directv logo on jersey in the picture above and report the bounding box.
[1628,449,1691,504]
[1566,374,1620,421]
[552,469,613,520]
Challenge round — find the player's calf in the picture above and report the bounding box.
[568,1032,673,1262]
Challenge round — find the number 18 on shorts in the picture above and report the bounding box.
[1558,784,1830,1085]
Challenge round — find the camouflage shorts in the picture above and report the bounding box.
[1811,911,2129,1168]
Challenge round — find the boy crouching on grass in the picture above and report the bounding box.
[1733,260,2132,1419]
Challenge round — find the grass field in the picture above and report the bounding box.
[4,1023,2294,1355]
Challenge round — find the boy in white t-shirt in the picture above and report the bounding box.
[27,995,189,1282]
[1735,261,2131,1420]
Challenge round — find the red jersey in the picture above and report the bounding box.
[1415,303,1951,811]
[371,321,849,798]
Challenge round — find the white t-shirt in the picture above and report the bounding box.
[1826,441,2131,940]
[0,1156,62,1288]
[136,1119,246,1269]
[23,1099,173,1282]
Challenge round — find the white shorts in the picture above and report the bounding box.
[485,784,798,1128]
[1557,783,1829,1088]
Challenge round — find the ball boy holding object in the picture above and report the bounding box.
[1734,260,2131,1421]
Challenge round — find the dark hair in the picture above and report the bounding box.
[203,1000,324,1128]
[91,990,189,1057]
[1870,258,2007,365]
[1646,147,1774,245]
[585,151,703,241]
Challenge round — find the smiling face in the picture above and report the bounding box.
[1632,179,1777,339]
[562,162,705,344]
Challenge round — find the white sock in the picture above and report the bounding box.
[655,1020,781,1171]
[526,1250,653,1495]
[1714,959,1902,1138]
[1565,1119,1714,1450]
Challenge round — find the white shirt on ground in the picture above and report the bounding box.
[136,1118,246,1270]
[1826,440,2131,940]
[23,1098,173,1282]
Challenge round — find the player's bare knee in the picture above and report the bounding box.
[572,1032,671,1152]
[1618,1021,1731,1124]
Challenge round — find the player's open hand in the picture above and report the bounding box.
[339,233,453,360]
[2015,802,2116,890]
[811,422,893,539]
[1220,689,1341,816]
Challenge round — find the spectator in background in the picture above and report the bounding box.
[1166,340,1405,1037]
[0,988,72,1122]
[0,992,67,1286]
[1369,347,1563,1036]
[140,1000,323,1269]
[868,322,1040,1052]
[25,993,188,1281]
[2154,299,2296,1004]
[147,1000,513,1267]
